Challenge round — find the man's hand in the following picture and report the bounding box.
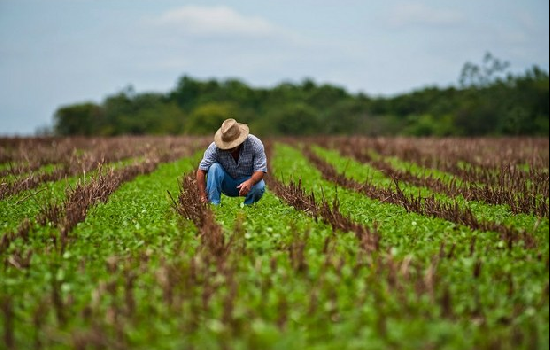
[197,169,208,204]
[237,180,253,196]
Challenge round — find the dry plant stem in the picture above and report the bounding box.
[328,138,549,217]
[1,137,209,200]
[172,174,227,258]
[265,142,380,253]
[302,145,538,249]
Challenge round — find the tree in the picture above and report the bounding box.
[170,76,204,111]
[459,52,510,87]
[185,102,239,135]
[259,102,320,136]
[54,102,102,136]
[322,99,369,134]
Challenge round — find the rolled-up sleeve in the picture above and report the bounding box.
[253,139,268,173]
[199,143,218,172]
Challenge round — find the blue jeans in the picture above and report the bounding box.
[207,163,265,205]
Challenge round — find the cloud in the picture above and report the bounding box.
[134,5,314,81]
[388,3,465,28]
[149,5,283,39]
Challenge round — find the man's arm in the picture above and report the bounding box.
[238,137,268,196]
[237,171,265,196]
[197,169,208,203]
[197,143,217,203]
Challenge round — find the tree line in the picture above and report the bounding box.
[53,54,549,137]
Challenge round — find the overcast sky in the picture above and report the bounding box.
[1,0,548,135]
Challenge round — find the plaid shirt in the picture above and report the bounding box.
[199,135,268,179]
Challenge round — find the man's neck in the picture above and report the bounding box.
[231,145,241,162]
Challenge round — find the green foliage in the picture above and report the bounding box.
[404,115,456,137]
[185,102,239,135]
[52,55,549,137]
[1,140,549,349]
[312,145,549,240]
[271,143,549,347]
[119,102,186,135]
[54,102,102,136]
[257,102,319,136]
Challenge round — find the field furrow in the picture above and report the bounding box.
[332,137,549,199]
[0,153,204,349]
[0,138,205,201]
[306,145,548,247]
[333,142,549,218]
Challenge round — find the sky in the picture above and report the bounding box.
[0,0,548,135]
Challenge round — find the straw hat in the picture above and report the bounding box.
[214,119,249,150]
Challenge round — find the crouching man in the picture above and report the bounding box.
[197,118,267,205]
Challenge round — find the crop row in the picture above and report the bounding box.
[0,137,208,200]
[331,137,549,196]
[268,143,549,348]
[0,138,548,349]
[0,137,208,170]
[325,139,549,219]
[1,151,205,349]
[328,137,549,169]
[303,145,541,249]
[368,153,547,218]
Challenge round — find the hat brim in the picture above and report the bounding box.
[214,124,249,150]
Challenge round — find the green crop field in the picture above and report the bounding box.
[0,137,548,350]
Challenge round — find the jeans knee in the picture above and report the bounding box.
[208,163,223,174]
[208,163,225,179]
[251,180,266,196]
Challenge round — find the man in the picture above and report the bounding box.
[197,118,267,205]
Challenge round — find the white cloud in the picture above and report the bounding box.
[135,5,314,81]
[150,5,282,38]
[389,3,465,27]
